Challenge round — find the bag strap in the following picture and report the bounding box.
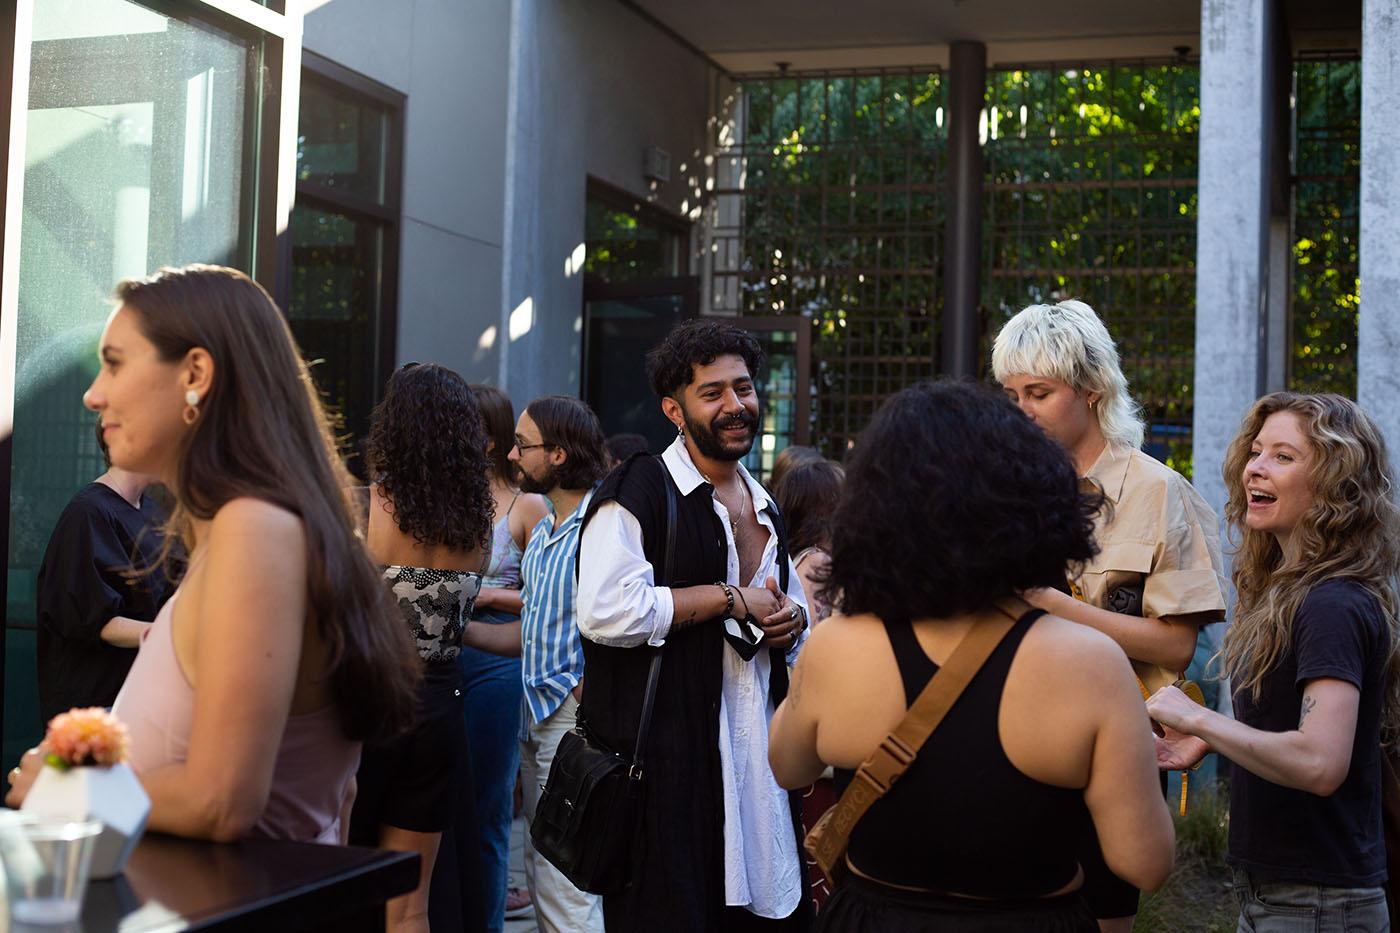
[628,458,677,779]
[820,598,1025,852]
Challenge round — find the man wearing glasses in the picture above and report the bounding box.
[509,395,610,932]
[576,319,811,931]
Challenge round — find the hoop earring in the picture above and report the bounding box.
[182,389,201,426]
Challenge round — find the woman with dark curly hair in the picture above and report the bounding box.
[349,362,496,933]
[768,381,1173,932]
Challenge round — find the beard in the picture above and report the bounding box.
[518,461,561,495]
[683,405,759,462]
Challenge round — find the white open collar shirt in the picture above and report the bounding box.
[576,436,808,919]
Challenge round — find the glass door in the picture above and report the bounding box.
[3,0,268,764]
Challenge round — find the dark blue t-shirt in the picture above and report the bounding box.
[1227,579,1388,886]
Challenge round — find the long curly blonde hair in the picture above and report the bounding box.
[1221,392,1400,740]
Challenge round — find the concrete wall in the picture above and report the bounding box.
[1358,0,1400,452]
[501,0,715,404]
[302,0,512,385]
[1191,0,1272,552]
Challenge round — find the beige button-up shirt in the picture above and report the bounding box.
[1072,443,1228,692]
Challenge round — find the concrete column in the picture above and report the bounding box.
[499,0,539,400]
[940,40,985,379]
[1192,0,1275,523]
[1357,0,1400,450]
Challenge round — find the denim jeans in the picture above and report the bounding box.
[1233,868,1389,932]
[447,630,523,932]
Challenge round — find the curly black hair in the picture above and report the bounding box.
[366,364,494,553]
[824,379,1101,621]
[645,318,766,398]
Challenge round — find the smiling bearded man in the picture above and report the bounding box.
[574,319,812,932]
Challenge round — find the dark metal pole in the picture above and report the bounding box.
[941,40,986,379]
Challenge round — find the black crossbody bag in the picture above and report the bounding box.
[528,469,677,895]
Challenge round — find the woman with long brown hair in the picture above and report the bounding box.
[1149,392,1400,931]
[6,264,419,845]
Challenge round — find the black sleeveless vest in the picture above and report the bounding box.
[576,452,808,931]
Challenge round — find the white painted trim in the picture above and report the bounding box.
[0,0,34,441]
[195,0,293,39]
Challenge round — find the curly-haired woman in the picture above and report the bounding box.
[349,363,496,933]
[768,380,1173,931]
[1148,393,1400,932]
[992,299,1227,932]
[6,265,419,845]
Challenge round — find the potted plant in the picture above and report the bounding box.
[21,708,149,879]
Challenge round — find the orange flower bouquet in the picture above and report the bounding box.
[42,708,129,770]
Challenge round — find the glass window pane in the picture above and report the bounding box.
[287,203,384,466]
[297,80,388,204]
[7,0,258,764]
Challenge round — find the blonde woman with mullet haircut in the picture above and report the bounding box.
[1148,393,1399,932]
[993,299,1227,933]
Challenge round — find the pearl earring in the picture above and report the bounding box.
[182,389,201,426]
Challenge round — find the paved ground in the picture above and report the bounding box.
[503,815,538,932]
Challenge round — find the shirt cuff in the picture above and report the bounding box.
[650,586,673,646]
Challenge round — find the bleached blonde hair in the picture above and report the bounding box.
[990,299,1145,450]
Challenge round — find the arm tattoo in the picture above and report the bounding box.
[1298,695,1317,729]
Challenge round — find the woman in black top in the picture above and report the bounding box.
[35,420,171,723]
[768,381,1174,932]
[350,363,495,933]
[1150,392,1399,931]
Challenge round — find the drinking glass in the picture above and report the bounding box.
[0,818,101,925]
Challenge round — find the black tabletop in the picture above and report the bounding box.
[78,832,418,932]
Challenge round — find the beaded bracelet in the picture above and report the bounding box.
[716,581,735,617]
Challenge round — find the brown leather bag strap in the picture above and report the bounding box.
[812,598,1026,862]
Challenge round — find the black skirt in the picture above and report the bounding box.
[815,876,1096,933]
[350,659,468,837]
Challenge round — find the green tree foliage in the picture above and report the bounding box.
[1290,58,1360,396]
[731,60,1360,471]
[981,63,1200,476]
[737,70,946,455]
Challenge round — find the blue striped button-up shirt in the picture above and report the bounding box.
[519,488,594,730]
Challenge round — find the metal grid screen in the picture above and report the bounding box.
[1289,55,1360,396]
[981,61,1201,476]
[711,69,946,455]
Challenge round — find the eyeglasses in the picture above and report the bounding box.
[514,438,556,453]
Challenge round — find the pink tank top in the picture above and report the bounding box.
[113,591,361,845]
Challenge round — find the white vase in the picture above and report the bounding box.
[21,762,149,879]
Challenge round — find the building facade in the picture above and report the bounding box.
[0,0,1394,757]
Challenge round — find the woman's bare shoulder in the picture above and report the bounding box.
[1018,611,1137,689]
[515,492,550,524]
[800,610,885,663]
[208,498,307,563]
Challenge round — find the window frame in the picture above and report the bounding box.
[283,49,405,425]
[0,0,301,748]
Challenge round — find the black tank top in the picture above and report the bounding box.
[833,609,1094,899]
